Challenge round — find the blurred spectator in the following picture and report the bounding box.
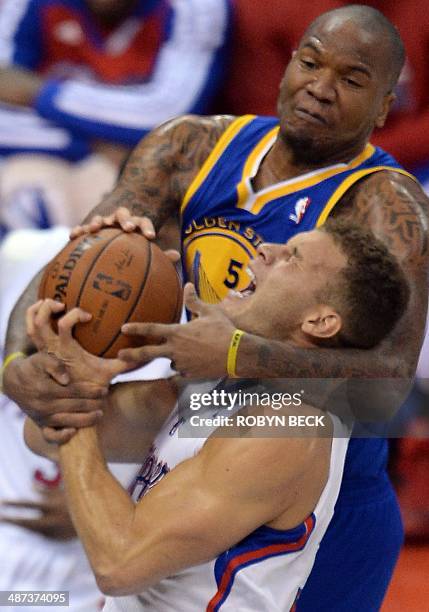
[361,1,429,173]
[218,0,343,116]
[0,0,231,153]
[0,153,117,236]
[0,0,231,234]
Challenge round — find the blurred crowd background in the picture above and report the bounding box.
[0,1,427,610]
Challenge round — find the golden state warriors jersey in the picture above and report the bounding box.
[180,114,413,303]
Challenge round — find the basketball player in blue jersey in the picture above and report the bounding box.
[3,4,429,611]
[23,221,409,611]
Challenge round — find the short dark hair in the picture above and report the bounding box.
[305,4,405,91]
[322,219,410,349]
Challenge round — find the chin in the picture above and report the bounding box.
[281,124,335,164]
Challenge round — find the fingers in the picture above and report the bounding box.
[58,382,108,400]
[45,408,103,429]
[42,427,76,444]
[164,249,181,264]
[104,357,135,378]
[69,222,93,238]
[57,307,92,342]
[26,299,65,350]
[122,320,175,340]
[26,299,43,339]
[183,283,211,317]
[70,211,121,237]
[0,516,46,532]
[124,212,155,239]
[2,500,48,511]
[70,207,156,239]
[118,344,171,365]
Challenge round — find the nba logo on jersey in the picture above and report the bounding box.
[289,197,311,224]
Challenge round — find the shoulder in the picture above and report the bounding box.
[201,402,332,480]
[157,114,237,146]
[149,113,238,178]
[120,114,238,208]
[334,169,429,267]
[127,114,237,167]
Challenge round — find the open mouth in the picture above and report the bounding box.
[229,267,257,299]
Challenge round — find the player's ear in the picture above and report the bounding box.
[301,305,342,339]
[375,91,395,128]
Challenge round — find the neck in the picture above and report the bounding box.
[258,134,367,186]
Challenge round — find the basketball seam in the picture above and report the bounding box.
[75,232,121,310]
[99,238,152,357]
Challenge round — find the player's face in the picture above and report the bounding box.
[221,229,347,341]
[277,15,395,163]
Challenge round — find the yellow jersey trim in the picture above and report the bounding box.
[242,126,280,178]
[180,115,256,216]
[237,126,279,210]
[239,143,376,215]
[316,166,417,227]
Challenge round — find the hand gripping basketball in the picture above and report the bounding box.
[26,299,129,387]
[70,206,156,239]
[119,283,236,377]
[38,228,183,358]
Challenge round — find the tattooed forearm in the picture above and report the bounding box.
[238,335,406,379]
[237,335,413,421]
[85,115,235,230]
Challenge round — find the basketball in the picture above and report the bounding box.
[38,228,183,358]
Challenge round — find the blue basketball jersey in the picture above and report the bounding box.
[180,114,413,304]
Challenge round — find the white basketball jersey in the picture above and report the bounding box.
[104,401,350,612]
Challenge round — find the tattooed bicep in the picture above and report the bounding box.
[334,171,429,266]
[121,115,233,189]
[94,115,234,228]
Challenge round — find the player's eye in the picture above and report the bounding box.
[286,247,298,261]
[344,77,362,88]
[301,59,317,70]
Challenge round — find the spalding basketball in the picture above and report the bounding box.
[38,228,183,358]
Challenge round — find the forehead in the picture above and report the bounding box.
[288,230,346,270]
[301,15,386,75]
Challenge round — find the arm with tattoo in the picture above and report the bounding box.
[4,114,232,356]
[82,114,234,228]
[3,115,233,425]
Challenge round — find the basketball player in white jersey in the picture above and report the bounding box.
[24,220,409,611]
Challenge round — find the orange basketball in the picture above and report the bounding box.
[38,228,183,358]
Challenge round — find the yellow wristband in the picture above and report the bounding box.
[1,351,26,376]
[227,329,244,378]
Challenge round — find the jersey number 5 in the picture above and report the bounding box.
[223,259,243,289]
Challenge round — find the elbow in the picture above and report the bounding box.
[95,571,127,597]
[94,564,128,596]
[93,560,145,597]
